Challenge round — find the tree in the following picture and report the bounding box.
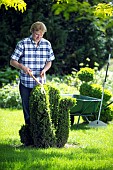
[51,0,113,72]
[0,0,26,12]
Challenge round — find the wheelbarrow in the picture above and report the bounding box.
[61,94,101,127]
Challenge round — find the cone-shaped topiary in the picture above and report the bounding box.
[29,85,56,148]
[45,84,61,129]
[56,97,76,148]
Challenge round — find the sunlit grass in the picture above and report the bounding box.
[0,108,113,170]
[0,109,24,145]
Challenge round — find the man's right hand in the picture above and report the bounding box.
[10,59,32,75]
[22,65,32,75]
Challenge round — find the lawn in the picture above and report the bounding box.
[0,108,113,170]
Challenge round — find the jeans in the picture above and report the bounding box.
[19,83,33,125]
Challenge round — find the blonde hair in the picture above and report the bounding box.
[30,21,47,34]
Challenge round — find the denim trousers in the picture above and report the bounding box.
[19,83,33,124]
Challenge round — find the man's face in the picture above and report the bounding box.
[32,30,43,43]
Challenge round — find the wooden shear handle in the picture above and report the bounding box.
[29,72,41,85]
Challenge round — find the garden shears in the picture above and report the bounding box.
[29,72,46,94]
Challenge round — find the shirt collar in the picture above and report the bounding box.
[30,35,42,45]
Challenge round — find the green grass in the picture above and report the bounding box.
[0,108,113,170]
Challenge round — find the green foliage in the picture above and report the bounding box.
[53,1,113,26]
[0,84,22,109]
[52,0,92,20]
[56,97,76,148]
[77,67,95,82]
[63,20,108,73]
[1,0,113,75]
[80,83,112,103]
[101,103,113,123]
[29,85,56,148]
[89,83,102,99]
[0,0,26,12]
[91,84,112,102]
[79,82,92,96]
[19,125,33,146]
[45,84,61,129]
[78,65,113,123]
[0,68,19,87]
[80,82,113,123]
[52,1,113,73]
[19,84,76,148]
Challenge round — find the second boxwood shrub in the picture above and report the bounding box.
[80,83,112,102]
[77,67,95,82]
[80,82,113,123]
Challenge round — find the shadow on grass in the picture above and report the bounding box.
[0,142,113,170]
[71,122,90,131]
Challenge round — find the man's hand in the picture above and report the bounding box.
[22,65,32,75]
[10,59,32,75]
[40,69,45,78]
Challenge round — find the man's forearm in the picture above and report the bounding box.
[10,59,23,70]
[43,61,52,72]
[10,59,32,74]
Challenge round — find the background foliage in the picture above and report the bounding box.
[0,0,113,75]
[0,0,26,12]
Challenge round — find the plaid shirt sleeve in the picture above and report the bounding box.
[46,41,55,62]
[11,40,24,61]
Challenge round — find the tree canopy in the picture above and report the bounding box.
[0,0,26,12]
[53,1,113,21]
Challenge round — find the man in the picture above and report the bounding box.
[10,21,55,125]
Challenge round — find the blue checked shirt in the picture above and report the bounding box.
[11,35,55,88]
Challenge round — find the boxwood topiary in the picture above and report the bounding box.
[56,97,76,148]
[78,67,113,123]
[29,85,56,148]
[45,84,61,129]
[80,83,112,103]
[19,124,33,146]
[79,83,92,97]
[80,83,113,123]
[100,103,113,123]
[77,67,95,82]
[19,84,76,148]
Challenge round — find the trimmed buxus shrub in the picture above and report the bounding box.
[19,84,76,148]
[56,97,76,148]
[76,67,113,123]
[80,83,112,103]
[79,83,113,123]
[77,67,95,82]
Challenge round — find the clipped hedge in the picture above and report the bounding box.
[29,85,56,148]
[80,83,112,102]
[80,82,113,123]
[45,84,61,129]
[56,97,76,147]
[78,67,113,123]
[19,84,76,148]
[19,125,33,146]
[77,67,95,82]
